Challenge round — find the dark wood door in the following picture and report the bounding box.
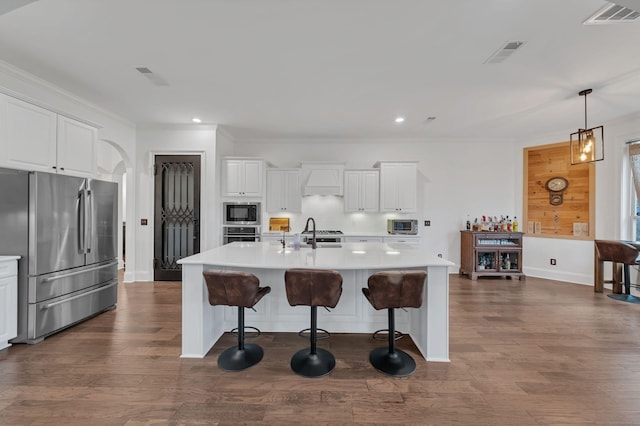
[154,155,201,281]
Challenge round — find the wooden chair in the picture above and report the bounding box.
[594,240,640,304]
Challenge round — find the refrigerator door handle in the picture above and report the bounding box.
[86,188,93,253]
[40,281,118,309]
[77,189,85,253]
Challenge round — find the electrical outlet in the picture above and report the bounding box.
[550,258,556,265]
[424,220,431,226]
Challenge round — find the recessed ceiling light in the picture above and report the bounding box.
[395,117,405,124]
[192,117,202,123]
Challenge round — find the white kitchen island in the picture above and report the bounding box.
[178,241,453,362]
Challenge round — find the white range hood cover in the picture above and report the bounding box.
[301,162,345,196]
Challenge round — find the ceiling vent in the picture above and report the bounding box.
[135,67,169,86]
[484,41,525,64]
[584,2,640,24]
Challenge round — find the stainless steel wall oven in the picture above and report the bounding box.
[223,226,261,244]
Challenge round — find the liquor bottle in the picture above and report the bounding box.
[513,216,518,232]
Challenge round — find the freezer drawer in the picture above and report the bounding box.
[28,280,117,341]
[29,260,117,303]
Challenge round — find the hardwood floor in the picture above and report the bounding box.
[1,273,640,425]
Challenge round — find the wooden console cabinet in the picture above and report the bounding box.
[460,231,525,280]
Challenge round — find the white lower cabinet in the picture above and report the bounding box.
[384,236,420,246]
[0,258,18,350]
[344,236,383,243]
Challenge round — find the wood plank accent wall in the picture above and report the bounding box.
[523,141,595,240]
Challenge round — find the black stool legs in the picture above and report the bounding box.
[607,264,640,304]
[290,306,336,378]
[218,306,264,371]
[368,308,416,377]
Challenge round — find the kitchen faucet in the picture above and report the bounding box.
[302,217,317,249]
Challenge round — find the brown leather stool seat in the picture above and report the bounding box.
[284,268,343,378]
[595,240,640,304]
[363,270,426,377]
[203,270,271,371]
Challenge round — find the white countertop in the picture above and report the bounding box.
[261,231,419,238]
[178,241,451,270]
[0,256,20,262]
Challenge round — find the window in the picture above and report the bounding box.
[628,141,640,240]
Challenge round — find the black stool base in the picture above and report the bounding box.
[217,343,264,372]
[369,347,416,377]
[290,348,336,378]
[608,293,640,304]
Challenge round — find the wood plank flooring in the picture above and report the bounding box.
[2,273,640,425]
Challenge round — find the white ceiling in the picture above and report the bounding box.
[1,0,639,141]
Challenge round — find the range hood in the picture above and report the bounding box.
[301,162,345,196]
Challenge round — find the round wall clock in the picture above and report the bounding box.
[545,177,568,192]
[545,177,568,206]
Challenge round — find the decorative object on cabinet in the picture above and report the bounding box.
[459,231,525,280]
[375,161,417,213]
[523,142,594,240]
[266,168,302,212]
[344,169,379,212]
[569,89,604,165]
[222,157,264,197]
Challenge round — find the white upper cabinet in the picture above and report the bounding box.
[0,94,57,172]
[266,168,302,213]
[377,161,417,213]
[0,94,96,177]
[344,170,379,212]
[222,158,264,197]
[56,115,97,178]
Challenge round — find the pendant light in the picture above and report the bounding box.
[570,89,604,165]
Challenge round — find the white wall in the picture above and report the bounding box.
[134,124,218,281]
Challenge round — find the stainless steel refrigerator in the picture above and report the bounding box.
[0,168,118,343]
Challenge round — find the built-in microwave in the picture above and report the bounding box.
[387,219,418,235]
[223,202,261,225]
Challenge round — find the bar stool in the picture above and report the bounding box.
[362,270,426,377]
[202,270,271,371]
[594,240,640,304]
[284,268,343,378]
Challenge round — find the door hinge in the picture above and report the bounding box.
[153,164,157,175]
